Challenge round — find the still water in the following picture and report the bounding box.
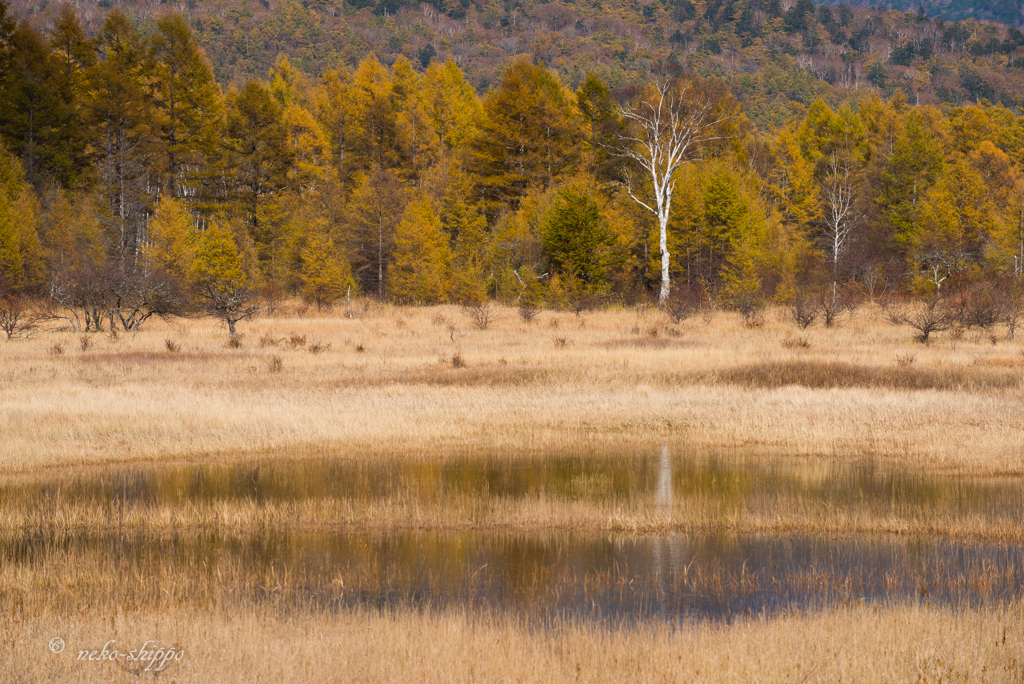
[6,448,1023,521]
[4,449,1023,622]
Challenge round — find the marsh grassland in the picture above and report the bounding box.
[2,302,1024,682]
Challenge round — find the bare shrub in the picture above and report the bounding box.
[790,295,819,330]
[355,344,366,353]
[165,339,181,353]
[464,301,499,330]
[50,342,65,356]
[259,282,285,317]
[286,334,307,349]
[818,285,857,328]
[854,263,895,305]
[567,289,600,317]
[46,260,186,336]
[665,284,707,325]
[227,337,243,349]
[258,334,279,348]
[267,355,284,373]
[0,296,37,340]
[887,296,954,343]
[79,335,91,352]
[730,290,764,328]
[553,336,568,348]
[518,304,539,324]
[451,353,466,369]
[997,280,1024,340]
[954,283,1001,331]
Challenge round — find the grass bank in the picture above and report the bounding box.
[5,601,1022,683]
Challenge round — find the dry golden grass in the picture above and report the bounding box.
[2,301,1023,475]
[2,302,1023,538]
[4,601,1022,683]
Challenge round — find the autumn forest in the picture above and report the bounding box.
[3,0,1024,337]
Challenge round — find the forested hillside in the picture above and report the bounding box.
[2,0,1024,337]
[8,0,1024,111]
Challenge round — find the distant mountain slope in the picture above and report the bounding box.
[822,0,1024,27]
[8,0,1024,129]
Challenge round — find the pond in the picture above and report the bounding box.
[4,448,1022,623]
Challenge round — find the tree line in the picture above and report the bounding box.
[2,4,1024,339]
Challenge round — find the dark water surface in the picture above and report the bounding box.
[4,450,1023,622]
[6,528,1023,623]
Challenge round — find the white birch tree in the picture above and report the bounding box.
[820,150,856,273]
[611,77,734,305]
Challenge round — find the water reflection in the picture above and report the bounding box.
[5,528,1022,623]
[4,448,1023,525]
[5,447,1023,623]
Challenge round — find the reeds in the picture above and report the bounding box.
[2,598,1022,682]
[1,302,1023,475]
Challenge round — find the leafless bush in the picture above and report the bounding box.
[286,334,307,349]
[259,282,285,317]
[741,303,765,328]
[450,353,466,369]
[854,264,895,305]
[553,336,568,348]
[886,296,954,343]
[50,342,65,356]
[165,339,181,353]
[267,355,284,373]
[790,295,819,329]
[665,284,708,325]
[227,337,243,349]
[997,280,1024,340]
[953,283,1001,331]
[818,285,857,328]
[259,333,280,348]
[47,260,187,336]
[518,304,539,323]
[464,301,500,330]
[79,335,91,352]
[0,295,37,340]
[567,289,601,317]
